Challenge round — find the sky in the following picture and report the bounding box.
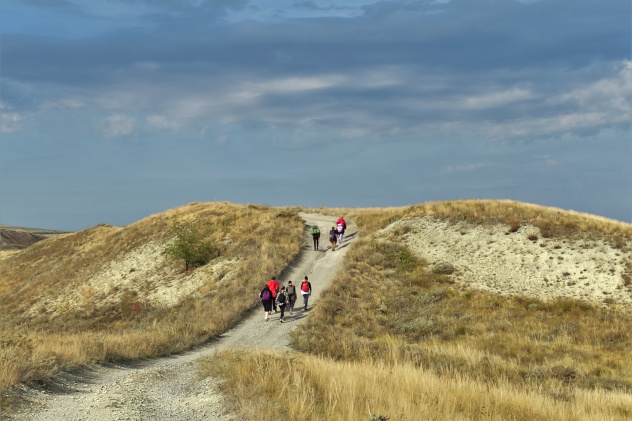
[0,0,630,231]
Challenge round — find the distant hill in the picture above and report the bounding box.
[0,225,69,250]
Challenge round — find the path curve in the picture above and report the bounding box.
[8,213,355,421]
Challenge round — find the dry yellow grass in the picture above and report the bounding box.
[201,349,632,420]
[316,199,632,239]
[4,199,632,418]
[201,201,632,420]
[0,202,304,396]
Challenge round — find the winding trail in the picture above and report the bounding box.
[9,213,355,421]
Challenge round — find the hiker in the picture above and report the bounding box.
[310,225,321,250]
[266,276,280,313]
[259,284,273,322]
[286,280,297,314]
[336,216,346,244]
[329,226,338,251]
[300,276,312,311]
[277,286,288,322]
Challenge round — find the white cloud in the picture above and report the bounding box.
[0,112,22,133]
[548,61,632,120]
[147,115,179,131]
[103,113,135,137]
[0,103,22,133]
[461,88,533,110]
[230,75,343,104]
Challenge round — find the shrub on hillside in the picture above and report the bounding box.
[163,222,218,271]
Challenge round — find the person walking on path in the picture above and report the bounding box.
[259,284,273,322]
[286,281,297,314]
[276,286,288,322]
[266,276,280,313]
[329,226,338,251]
[336,216,347,244]
[310,225,321,250]
[300,276,312,311]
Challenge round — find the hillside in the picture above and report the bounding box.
[0,202,304,396]
[2,200,632,420]
[0,228,46,251]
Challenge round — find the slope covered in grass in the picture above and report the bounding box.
[204,200,632,420]
[0,202,304,394]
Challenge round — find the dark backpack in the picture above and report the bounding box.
[329,230,337,241]
[277,292,287,305]
[261,289,271,301]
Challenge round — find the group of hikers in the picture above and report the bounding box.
[259,217,347,322]
[259,276,312,322]
[310,216,346,251]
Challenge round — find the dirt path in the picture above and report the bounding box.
[8,213,355,421]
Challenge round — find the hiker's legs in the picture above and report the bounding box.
[330,240,335,251]
[303,294,309,310]
[280,305,285,320]
[338,232,343,243]
[272,296,277,312]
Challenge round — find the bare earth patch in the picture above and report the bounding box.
[379,216,632,308]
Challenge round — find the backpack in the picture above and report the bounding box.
[286,285,296,296]
[261,289,271,301]
[277,292,287,305]
[329,230,337,241]
[311,226,320,235]
[301,281,309,292]
[337,224,343,233]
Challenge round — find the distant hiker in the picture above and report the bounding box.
[329,226,338,251]
[277,286,288,322]
[267,276,280,313]
[310,225,321,250]
[300,276,312,311]
[286,280,297,314]
[336,216,346,244]
[259,284,273,322]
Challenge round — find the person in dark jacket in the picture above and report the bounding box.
[329,226,338,251]
[277,286,288,322]
[259,284,273,322]
[310,225,321,250]
[286,281,297,314]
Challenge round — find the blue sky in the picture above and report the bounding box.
[1,0,630,231]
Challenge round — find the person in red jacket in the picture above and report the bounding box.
[266,276,280,313]
[336,216,347,244]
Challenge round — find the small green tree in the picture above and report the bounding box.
[163,222,216,271]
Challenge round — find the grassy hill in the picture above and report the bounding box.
[201,200,632,420]
[2,199,632,419]
[0,202,304,401]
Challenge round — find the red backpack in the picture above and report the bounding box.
[301,281,309,292]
